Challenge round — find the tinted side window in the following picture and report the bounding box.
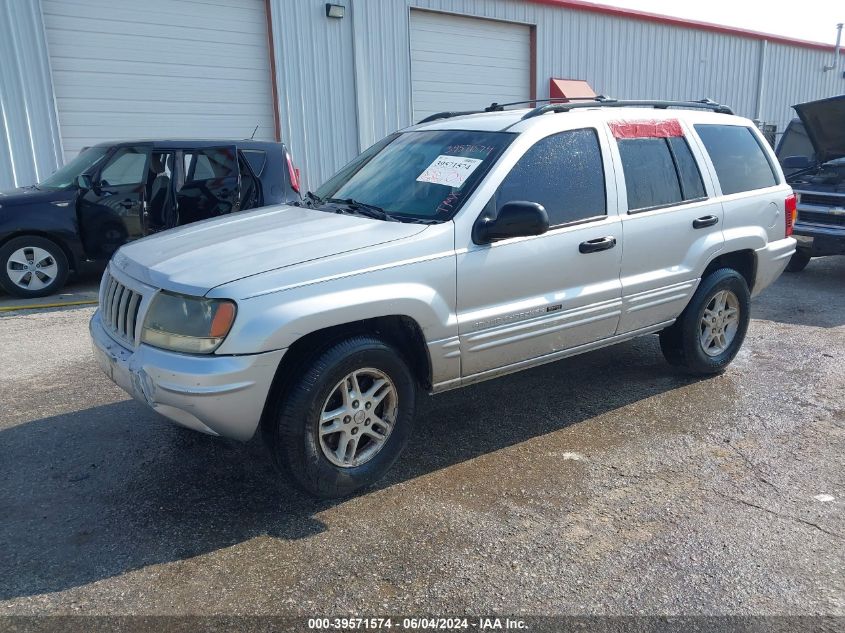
[667,137,706,200]
[242,150,267,176]
[617,138,682,211]
[694,124,777,195]
[186,148,237,182]
[496,128,606,226]
[100,148,148,186]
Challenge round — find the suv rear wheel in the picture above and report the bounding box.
[265,335,417,498]
[0,236,69,298]
[659,268,750,375]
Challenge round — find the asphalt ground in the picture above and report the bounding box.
[0,257,842,618]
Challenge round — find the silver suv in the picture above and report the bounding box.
[91,99,796,498]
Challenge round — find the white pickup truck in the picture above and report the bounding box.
[91,99,796,497]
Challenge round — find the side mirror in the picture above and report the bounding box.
[76,174,94,190]
[782,155,812,170]
[474,201,549,244]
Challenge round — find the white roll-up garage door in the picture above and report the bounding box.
[42,0,276,161]
[409,10,531,124]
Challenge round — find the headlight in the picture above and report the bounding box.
[141,291,236,354]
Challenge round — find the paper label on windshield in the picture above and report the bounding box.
[416,155,483,188]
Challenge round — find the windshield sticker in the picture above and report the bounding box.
[416,155,483,188]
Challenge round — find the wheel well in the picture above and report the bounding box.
[259,315,432,437]
[702,250,756,292]
[0,231,77,271]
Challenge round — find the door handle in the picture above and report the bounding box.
[579,236,617,253]
[693,215,719,229]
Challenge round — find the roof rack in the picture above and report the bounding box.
[521,97,734,119]
[416,97,608,124]
[416,97,734,125]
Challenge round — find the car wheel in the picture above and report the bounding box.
[659,268,750,375]
[0,236,69,298]
[266,335,417,498]
[785,251,811,273]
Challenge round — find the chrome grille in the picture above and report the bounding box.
[101,273,143,344]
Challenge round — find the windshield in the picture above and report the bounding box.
[315,130,515,221]
[38,147,110,190]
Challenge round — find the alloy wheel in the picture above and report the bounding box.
[5,246,59,291]
[699,289,740,356]
[318,368,398,468]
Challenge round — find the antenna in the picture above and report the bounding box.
[250,123,259,139]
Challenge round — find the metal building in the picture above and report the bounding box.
[2,0,843,191]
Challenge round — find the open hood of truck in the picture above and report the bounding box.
[794,95,845,164]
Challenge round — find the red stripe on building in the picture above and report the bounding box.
[609,119,684,138]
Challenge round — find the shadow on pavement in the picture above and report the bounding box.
[0,336,705,600]
[752,255,845,328]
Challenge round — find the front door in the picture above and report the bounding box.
[456,127,623,378]
[78,145,151,260]
[176,146,241,225]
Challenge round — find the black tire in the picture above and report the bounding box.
[785,251,811,273]
[659,268,750,375]
[0,236,69,298]
[266,335,417,498]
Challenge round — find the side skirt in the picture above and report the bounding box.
[430,320,675,394]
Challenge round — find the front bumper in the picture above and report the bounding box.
[90,311,285,441]
[752,237,796,297]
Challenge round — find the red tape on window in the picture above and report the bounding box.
[609,119,683,139]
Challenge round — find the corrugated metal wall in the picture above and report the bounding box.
[268,0,360,192]
[270,0,843,189]
[0,0,63,190]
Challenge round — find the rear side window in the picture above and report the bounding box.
[496,128,606,226]
[242,150,267,176]
[694,124,778,195]
[617,136,705,212]
[185,148,237,182]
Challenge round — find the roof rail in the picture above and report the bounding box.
[416,110,485,124]
[416,97,612,124]
[522,97,734,120]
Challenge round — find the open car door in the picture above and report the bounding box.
[177,146,241,225]
[77,144,151,259]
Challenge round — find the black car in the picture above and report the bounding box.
[775,95,845,272]
[0,139,301,297]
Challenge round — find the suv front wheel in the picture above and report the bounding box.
[0,236,69,298]
[266,335,417,498]
[659,268,751,375]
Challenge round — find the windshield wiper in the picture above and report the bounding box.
[304,190,323,207]
[326,198,395,221]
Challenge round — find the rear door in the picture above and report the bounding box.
[77,144,151,259]
[176,146,240,224]
[610,119,724,333]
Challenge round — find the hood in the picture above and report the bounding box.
[112,204,429,295]
[794,95,845,164]
[0,186,72,207]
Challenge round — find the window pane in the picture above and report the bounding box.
[100,148,148,186]
[694,124,777,195]
[242,150,267,176]
[189,148,236,181]
[667,137,706,200]
[320,130,514,220]
[618,138,682,211]
[496,128,606,225]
